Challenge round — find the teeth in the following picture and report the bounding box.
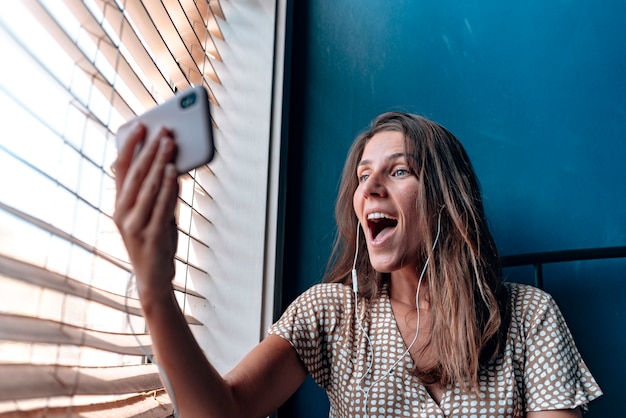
[367,212,397,238]
[367,212,394,220]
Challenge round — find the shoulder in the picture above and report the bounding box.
[504,281,568,340]
[505,281,556,317]
[302,282,353,298]
[502,283,604,409]
[268,283,355,349]
[279,282,354,320]
[295,282,353,306]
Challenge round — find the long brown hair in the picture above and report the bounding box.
[325,112,509,390]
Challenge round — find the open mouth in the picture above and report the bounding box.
[367,212,398,239]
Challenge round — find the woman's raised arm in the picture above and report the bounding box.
[113,124,307,417]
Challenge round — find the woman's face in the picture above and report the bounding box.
[353,131,422,276]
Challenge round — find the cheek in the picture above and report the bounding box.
[400,188,421,223]
[352,189,362,218]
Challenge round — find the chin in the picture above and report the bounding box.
[369,260,398,274]
[370,255,419,276]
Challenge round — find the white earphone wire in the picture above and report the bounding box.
[125,275,179,418]
[352,223,376,388]
[354,208,444,417]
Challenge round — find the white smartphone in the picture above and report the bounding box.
[116,85,215,173]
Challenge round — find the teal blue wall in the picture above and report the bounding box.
[279,1,626,416]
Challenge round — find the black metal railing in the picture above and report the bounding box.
[501,246,626,289]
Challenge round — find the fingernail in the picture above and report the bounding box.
[160,137,173,151]
[155,125,171,138]
[165,163,178,177]
[129,121,143,134]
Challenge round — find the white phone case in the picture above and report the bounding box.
[116,85,214,173]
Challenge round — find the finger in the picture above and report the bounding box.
[128,134,177,229]
[113,123,146,193]
[150,163,179,233]
[116,128,172,219]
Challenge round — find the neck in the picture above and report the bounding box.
[389,270,430,308]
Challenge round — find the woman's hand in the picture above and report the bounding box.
[113,123,179,306]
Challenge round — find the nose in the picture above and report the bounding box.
[361,171,387,198]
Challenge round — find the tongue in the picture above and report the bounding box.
[375,226,394,241]
[372,222,396,242]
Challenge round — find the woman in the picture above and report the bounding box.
[114,112,602,417]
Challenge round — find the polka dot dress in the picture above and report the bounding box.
[268,282,602,417]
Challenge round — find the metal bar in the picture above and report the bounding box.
[534,263,544,289]
[501,246,626,268]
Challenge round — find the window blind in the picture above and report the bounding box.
[0,0,231,416]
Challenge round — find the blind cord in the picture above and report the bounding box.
[125,274,179,418]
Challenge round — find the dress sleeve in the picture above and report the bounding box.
[267,283,350,389]
[519,286,603,412]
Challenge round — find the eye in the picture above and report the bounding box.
[392,168,411,177]
[357,168,371,183]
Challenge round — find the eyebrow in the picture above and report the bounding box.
[357,152,408,168]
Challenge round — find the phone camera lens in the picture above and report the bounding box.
[180,92,197,109]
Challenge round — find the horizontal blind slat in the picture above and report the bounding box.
[124,0,219,103]
[0,200,133,274]
[0,364,163,401]
[0,314,152,356]
[177,0,222,61]
[87,0,176,103]
[1,188,211,296]
[209,0,225,22]
[0,390,172,418]
[21,0,134,121]
[0,253,204,324]
[60,0,157,112]
[120,0,192,90]
[160,0,219,79]
[138,0,205,85]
